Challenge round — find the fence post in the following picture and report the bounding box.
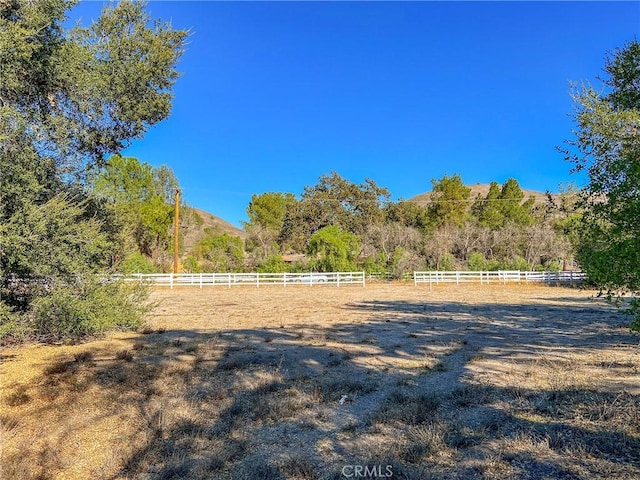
[257,272,260,288]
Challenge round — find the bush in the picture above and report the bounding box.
[467,252,486,271]
[120,252,158,274]
[182,255,201,273]
[32,277,151,341]
[0,301,29,344]
[502,256,529,271]
[363,253,387,276]
[257,254,288,273]
[439,253,456,271]
[542,259,562,272]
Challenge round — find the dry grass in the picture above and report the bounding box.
[1,283,639,479]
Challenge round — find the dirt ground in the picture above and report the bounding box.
[1,283,639,479]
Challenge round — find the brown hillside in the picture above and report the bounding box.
[183,207,246,251]
[409,183,555,205]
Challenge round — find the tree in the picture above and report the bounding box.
[90,155,179,263]
[307,225,359,272]
[361,222,423,275]
[427,174,471,227]
[280,172,389,251]
[498,179,535,226]
[194,234,244,273]
[564,40,640,329]
[471,182,503,228]
[245,192,297,233]
[1,0,186,175]
[384,200,430,230]
[472,179,535,228]
[0,0,187,340]
[244,192,296,268]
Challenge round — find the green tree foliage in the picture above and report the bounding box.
[244,192,296,268]
[384,200,430,230]
[472,179,535,228]
[121,253,158,274]
[0,0,186,341]
[91,155,179,260]
[246,192,297,233]
[194,234,244,272]
[471,182,503,228]
[427,174,471,227]
[241,171,573,276]
[280,172,389,251]
[257,254,288,273]
[0,194,116,307]
[565,40,640,328]
[0,0,186,172]
[307,225,359,272]
[499,179,536,225]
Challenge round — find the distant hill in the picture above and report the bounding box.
[409,183,555,206]
[183,207,246,252]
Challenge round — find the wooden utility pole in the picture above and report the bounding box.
[173,188,181,274]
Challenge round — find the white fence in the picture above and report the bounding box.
[413,270,587,288]
[121,271,366,288]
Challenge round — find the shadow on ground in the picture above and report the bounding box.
[4,297,640,480]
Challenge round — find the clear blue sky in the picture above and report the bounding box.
[72,1,639,227]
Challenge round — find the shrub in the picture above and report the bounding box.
[120,252,158,274]
[257,254,288,273]
[32,276,151,341]
[182,255,201,273]
[0,301,29,344]
[439,253,456,271]
[467,252,487,271]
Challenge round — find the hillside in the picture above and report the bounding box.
[409,183,555,205]
[183,207,246,252]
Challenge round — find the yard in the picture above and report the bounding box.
[1,283,639,479]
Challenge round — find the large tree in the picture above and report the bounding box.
[427,174,471,228]
[472,179,535,228]
[243,192,296,267]
[90,155,181,266]
[279,172,389,252]
[0,0,187,338]
[565,40,640,328]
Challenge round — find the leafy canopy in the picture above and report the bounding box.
[0,0,187,340]
[564,40,640,328]
[307,225,360,272]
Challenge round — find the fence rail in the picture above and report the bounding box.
[118,272,366,288]
[413,270,587,288]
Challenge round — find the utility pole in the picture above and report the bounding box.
[173,188,181,274]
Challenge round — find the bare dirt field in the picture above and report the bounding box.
[1,283,639,479]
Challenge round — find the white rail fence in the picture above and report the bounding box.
[414,270,587,288]
[119,271,366,288]
[113,270,586,289]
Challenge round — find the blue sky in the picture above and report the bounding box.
[72,1,639,227]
